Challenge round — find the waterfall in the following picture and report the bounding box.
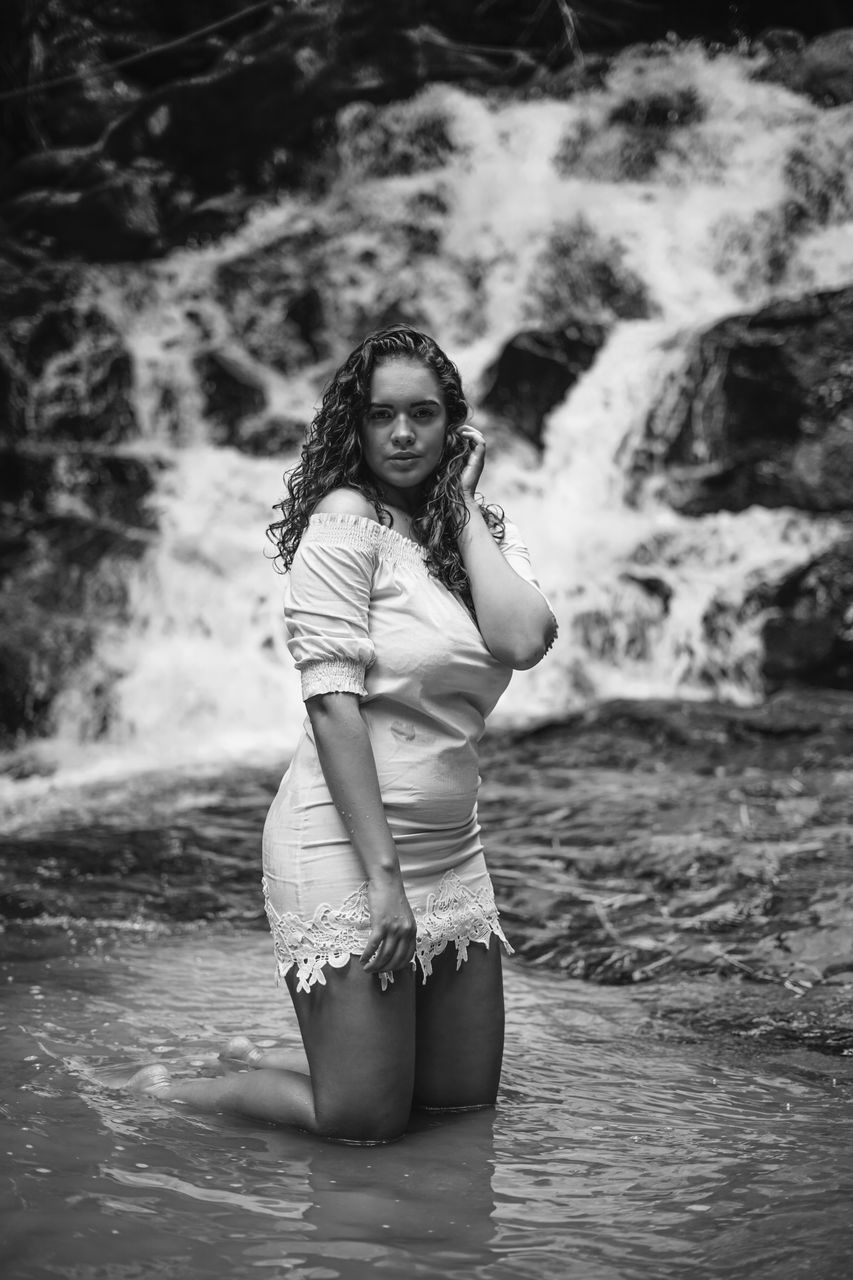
[17,42,853,783]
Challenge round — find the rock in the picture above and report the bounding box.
[230,415,307,458]
[194,351,267,436]
[755,27,853,106]
[3,164,164,260]
[757,538,853,689]
[193,353,306,455]
[622,572,674,613]
[527,218,655,324]
[480,325,607,446]
[0,265,139,446]
[0,442,164,745]
[0,447,163,533]
[215,235,329,373]
[30,312,138,445]
[636,286,853,515]
[337,99,457,178]
[608,86,705,128]
[754,29,806,55]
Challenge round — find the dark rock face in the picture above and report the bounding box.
[0,442,164,746]
[756,539,853,689]
[636,284,853,694]
[0,1,556,261]
[480,325,606,446]
[636,286,853,516]
[756,27,853,105]
[193,350,307,454]
[194,351,267,436]
[215,233,330,374]
[0,254,165,745]
[527,219,655,324]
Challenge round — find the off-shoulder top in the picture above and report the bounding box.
[283,511,549,829]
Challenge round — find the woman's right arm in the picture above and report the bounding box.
[306,691,416,976]
[291,487,416,977]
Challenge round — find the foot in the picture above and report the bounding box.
[221,1035,264,1068]
[126,1063,172,1096]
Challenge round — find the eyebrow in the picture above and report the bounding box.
[368,398,441,408]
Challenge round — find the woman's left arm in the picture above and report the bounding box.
[457,426,557,670]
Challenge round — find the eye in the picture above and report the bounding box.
[367,408,392,422]
[414,406,439,419]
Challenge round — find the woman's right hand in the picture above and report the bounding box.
[361,874,417,975]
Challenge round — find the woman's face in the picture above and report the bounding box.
[359,358,449,506]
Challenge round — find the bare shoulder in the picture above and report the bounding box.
[312,489,379,520]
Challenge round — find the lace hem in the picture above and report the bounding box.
[300,657,367,700]
[263,869,514,994]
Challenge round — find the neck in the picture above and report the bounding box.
[375,482,428,518]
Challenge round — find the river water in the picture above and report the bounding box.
[3,762,853,1280]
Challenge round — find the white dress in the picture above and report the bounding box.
[262,510,550,992]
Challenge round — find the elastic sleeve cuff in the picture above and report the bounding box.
[300,658,368,701]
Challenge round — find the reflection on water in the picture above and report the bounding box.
[3,931,853,1280]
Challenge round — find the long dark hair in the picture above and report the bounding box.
[267,326,504,604]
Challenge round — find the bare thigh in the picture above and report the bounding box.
[287,960,417,1143]
[413,936,505,1111]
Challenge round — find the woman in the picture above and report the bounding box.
[134,326,556,1140]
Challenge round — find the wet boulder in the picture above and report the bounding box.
[231,415,307,458]
[0,443,165,745]
[215,233,329,374]
[480,324,607,446]
[194,351,267,438]
[755,537,853,690]
[8,165,165,261]
[755,27,853,106]
[0,261,139,447]
[636,286,853,515]
[192,351,306,455]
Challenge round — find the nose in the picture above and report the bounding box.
[390,412,415,442]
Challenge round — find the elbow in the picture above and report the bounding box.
[511,646,548,672]
[489,615,558,671]
[501,643,549,671]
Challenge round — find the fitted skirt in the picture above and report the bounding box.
[261,737,512,993]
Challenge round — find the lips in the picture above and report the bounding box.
[388,453,420,460]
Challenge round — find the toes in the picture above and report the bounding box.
[127,1063,172,1095]
[221,1035,262,1066]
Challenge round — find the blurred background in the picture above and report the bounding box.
[1,1,852,782]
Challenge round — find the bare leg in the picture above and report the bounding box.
[222,1036,309,1074]
[153,961,417,1143]
[413,936,505,1111]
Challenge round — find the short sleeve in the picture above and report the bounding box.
[284,514,378,701]
[499,517,558,652]
[499,518,552,604]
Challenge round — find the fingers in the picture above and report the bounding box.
[360,923,416,974]
[460,425,486,450]
[459,425,486,493]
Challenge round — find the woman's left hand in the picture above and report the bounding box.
[459,425,486,496]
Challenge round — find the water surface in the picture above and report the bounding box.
[4,926,852,1280]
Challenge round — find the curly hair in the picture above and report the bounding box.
[267,326,504,607]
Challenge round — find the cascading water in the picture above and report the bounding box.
[28,43,853,779]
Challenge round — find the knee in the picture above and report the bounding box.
[315,1089,411,1144]
[413,1082,498,1112]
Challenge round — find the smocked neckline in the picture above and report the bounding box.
[308,511,428,557]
